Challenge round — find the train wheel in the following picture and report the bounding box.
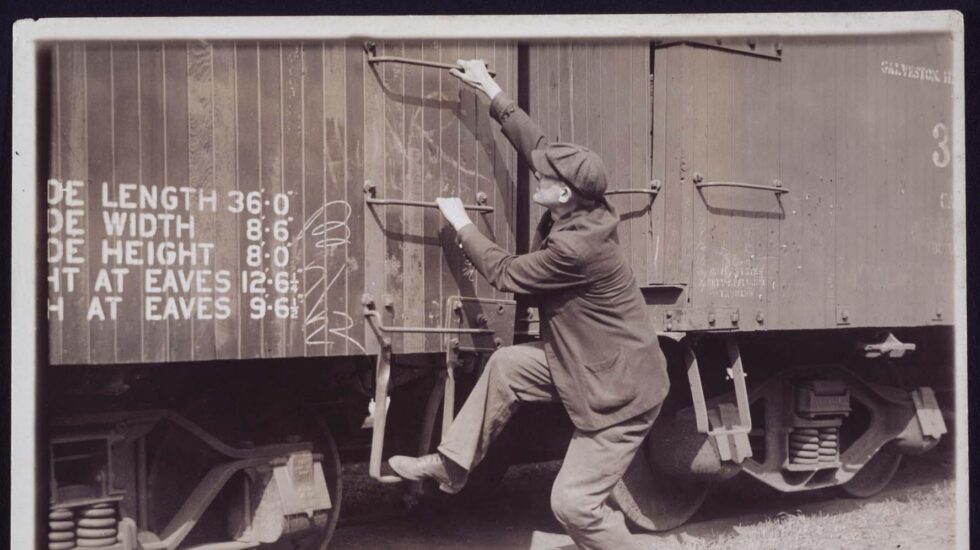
[838,449,903,498]
[609,442,709,532]
[146,389,342,549]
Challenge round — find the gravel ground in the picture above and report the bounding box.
[329,443,958,550]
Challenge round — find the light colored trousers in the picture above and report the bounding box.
[438,341,659,550]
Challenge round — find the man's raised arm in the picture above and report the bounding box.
[451,59,549,171]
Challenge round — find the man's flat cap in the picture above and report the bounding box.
[531,143,608,201]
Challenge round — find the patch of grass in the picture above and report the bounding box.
[674,482,956,550]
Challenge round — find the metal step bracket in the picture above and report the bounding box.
[911,387,948,439]
[858,332,917,359]
[684,335,753,463]
[361,293,505,483]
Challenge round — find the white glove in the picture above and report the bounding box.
[435,197,474,231]
[448,59,502,101]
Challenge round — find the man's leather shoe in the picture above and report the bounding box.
[388,453,468,494]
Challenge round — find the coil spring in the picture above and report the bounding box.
[789,426,839,465]
[74,502,119,548]
[48,507,76,550]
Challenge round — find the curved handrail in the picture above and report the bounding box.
[364,42,497,77]
[605,180,662,197]
[693,173,788,195]
[364,181,494,213]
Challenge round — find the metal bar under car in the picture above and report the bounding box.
[364,181,494,213]
[364,41,497,77]
[693,172,789,195]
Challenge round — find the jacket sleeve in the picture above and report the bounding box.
[490,93,549,170]
[457,224,586,294]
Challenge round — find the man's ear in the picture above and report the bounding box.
[558,184,572,204]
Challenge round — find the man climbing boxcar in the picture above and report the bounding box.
[389,59,669,550]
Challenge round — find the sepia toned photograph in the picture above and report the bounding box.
[10,13,967,550]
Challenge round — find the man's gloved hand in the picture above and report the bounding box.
[449,59,502,101]
[435,197,474,232]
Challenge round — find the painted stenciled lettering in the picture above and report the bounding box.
[879,60,952,86]
[45,178,304,326]
[932,123,950,169]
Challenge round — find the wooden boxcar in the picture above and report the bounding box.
[39,33,954,549]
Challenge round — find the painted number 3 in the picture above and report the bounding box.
[932,123,950,168]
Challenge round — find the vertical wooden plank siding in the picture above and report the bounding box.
[874,36,894,327]
[687,46,710,309]
[490,41,512,301]
[258,44,284,356]
[610,45,633,262]
[694,48,733,310]
[186,42,216,360]
[853,36,873,326]
[649,47,667,283]
[136,44,168,363]
[402,40,426,350]
[212,43,240,359]
[437,40,462,341]
[382,41,406,352]
[321,44,349,356]
[344,41,366,356]
[363,41,387,355]
[809,40,834,329]
[776,42,805,329]
[46,37,956,365]
[111,45,143,362]
[48,45,64,365]
[738,49,777,324]
[162,43,191,360]
[85,43,115,363]
[281,43,305,355]
[422,41,444,350]
[925,35,955,324]
[629,44,651,280]
[297,43,324,356]
[764,49,783,329]
[457,42,481,301]
[235,44,263,359]
[834,39,865,327]
[879,37,899,328]
[62,42,91,363]
[818,40,838,330]
[661,46,685,286]
[524,42,652,277]
[473,41,497,302]
[904,36,928,327]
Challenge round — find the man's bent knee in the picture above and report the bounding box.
[550,483,601,531]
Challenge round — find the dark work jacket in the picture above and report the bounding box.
[456,93,669,432]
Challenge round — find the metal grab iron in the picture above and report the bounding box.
[364,41,497,77]
[692,172,788,195]
[364,181,494,213]
[605,180,662,197]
